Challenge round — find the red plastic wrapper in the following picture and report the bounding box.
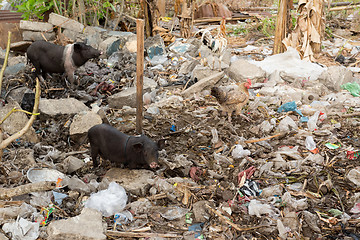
[347,151,360,160]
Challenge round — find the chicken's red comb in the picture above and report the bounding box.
[247,79,252,85]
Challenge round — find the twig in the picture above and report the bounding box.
[0,78,41,150]
[0,108,40,125]
[244,132,288,144]
[0,31,11,97]
[349,59,360,67]
[205,204,268,231]
[106,230,181,238]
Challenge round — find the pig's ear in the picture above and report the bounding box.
[73,43,84,52]
[157,139,166,150]
[132,142,144,152]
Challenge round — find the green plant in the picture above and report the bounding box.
[258,17,276,37]
[228,23,249,36]
[14,0,53,20]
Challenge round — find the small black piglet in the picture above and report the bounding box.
[88,124,165,169]
[26,41,101,86]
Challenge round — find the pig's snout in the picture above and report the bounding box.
[150,162,159,169]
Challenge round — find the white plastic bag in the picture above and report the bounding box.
[85,182,127,217]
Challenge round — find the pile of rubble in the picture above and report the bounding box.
[0,10,360,240]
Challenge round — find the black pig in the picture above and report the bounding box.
[88,124,165,169]
[26,41,101,86]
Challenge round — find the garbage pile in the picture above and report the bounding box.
[0,13,360,240]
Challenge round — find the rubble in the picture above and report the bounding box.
[0,5,360,239]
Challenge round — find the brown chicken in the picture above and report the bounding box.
[211,79,252,122]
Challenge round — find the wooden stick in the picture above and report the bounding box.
[0,31,11,97]
[205,204,268,231]
[0,181,56,200]
[136,19,144,134]
[106,230,181,238]
[273,0,288,54]
[244,132,286,144]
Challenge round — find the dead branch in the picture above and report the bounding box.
[106,230,182,238]
[0,78,41,150]
[0,31,11,96]
[0,181,56,200]
[329,3,360,11]
[205,204,269,231]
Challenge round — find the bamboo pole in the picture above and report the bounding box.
[136,19,144,134]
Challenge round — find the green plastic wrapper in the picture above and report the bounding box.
[341,82,360,97]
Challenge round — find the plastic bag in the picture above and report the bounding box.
[231,145,251,159]
[341,82,360,97]
[85,182,127,217]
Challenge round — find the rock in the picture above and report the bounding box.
[65,175,91,193]
[39,98,89,116]
[144,34,166,59]
[8,56,26,66]
[191,65,218,80]
[318,66,354,92]
[124,35,137,53]
[63,156,85,174]
[227,59,266,82]
[4,63,26,76]
[22,31,56,41]
[48,13,84,33]
[20,20,53,32]
[108,85,151,109]
[10,41,32,52]
[85,32,102,48]
[192,200,213,222]
[6,86,33,105]
[63,29,78,42]
[47,208,106,240]
[99,37,120,57]
[129,198,153,214]
[69,111,102,136]
[178,59,199,75]
[104,168,155,196]
[0,99,38,143]
[182,71,225,98]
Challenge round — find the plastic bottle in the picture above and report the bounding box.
[305,136,316,151]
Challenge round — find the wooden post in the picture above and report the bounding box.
[273,0,289,54]
[136,19,144,134]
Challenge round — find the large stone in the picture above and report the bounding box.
[318,66,354,92]
[104,168,154,196]
[108,84,151,109]
[99,37,120,57]
[124,35,137,53]
[69,111,102,136]
[39,98,89,116]
[4,63,26,76]
[20,20,53,32]
[0,99,38,143]
[182,71,225,98]
[47,208,106,240]
[48,13,84,33]
[22,31,56,41]
[227,59,266,82]
[63,29,79,42]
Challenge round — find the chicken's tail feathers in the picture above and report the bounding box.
[211,87,226,104]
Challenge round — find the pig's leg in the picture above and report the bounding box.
[90,146,100,168]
